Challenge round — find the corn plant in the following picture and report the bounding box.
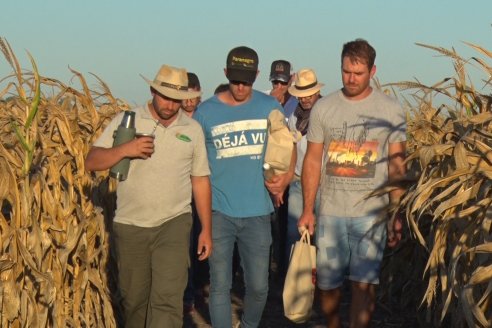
[0,38,126,327]
[381,42,492,328]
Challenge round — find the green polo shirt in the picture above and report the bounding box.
[94,104,210,227]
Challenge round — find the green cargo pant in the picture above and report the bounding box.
[113,213,192,328]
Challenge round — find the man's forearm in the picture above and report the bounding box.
[84,146,126,172]
[301,142,324,213]
[301,158,321,213]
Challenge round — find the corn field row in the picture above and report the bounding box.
[1,37,491,327]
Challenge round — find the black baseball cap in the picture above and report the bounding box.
[226,46,259,84]
[269,60,291,83]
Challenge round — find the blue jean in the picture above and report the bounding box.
[286,180,320,262]
[208,211,272,328]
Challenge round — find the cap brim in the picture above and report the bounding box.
[226,69,256,84]
[141,75,202,100]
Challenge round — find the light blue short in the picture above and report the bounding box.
[316,215,386,290]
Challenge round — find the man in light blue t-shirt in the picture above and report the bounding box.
[194,46,293,328]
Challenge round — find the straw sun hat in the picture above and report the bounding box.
[141,65,202,100]
[288,68,324,98]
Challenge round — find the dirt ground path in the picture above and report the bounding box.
[183,272,418,328]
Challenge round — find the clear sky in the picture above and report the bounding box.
[2,0,491,106]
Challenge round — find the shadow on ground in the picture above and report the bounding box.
[183,270,419,328]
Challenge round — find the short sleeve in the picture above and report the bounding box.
[306,100,325,144]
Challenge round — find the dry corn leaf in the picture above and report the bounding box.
[434,180,482,219]
[461,286,490,327]
[467,265,492,286]
[2,278,20,321]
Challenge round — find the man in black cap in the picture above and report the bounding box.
[194,46,294,328]
[267,60,299,277]
[269,60,298,118]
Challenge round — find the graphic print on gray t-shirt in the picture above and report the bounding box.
[326,117,378,191]
[308,89,406,217]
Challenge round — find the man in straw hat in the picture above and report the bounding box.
[194,46,294,328]
[284,68,324,262]
[298,39,406,328]
[85,64,212,327]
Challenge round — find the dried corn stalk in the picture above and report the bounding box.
[0,38,127,327]
[383,41,492,328]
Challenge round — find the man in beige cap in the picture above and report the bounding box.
[284,68,324,261]
[85,64,212,328]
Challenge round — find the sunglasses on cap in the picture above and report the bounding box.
[272,80,288,86]
[229,80,253,86]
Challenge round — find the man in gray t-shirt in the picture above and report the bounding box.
[298,39,406,328]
